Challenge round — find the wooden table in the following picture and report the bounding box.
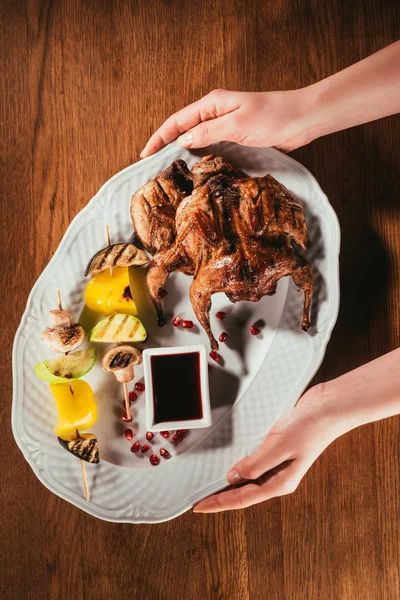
[1,1,399,598]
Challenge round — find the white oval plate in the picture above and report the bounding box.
[12,142,340,523]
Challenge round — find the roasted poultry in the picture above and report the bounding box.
[131,159,193,255]
[131,155,313,350]
[130,155,244,254]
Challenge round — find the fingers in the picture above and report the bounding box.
[176,112,240,149]
[226,439,290,485]
[193,459,304,513]
[140,89,241,157]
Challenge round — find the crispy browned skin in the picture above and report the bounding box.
[143,157,313,350]
[131,155,313,349]
[130,155,246,255]
[191,154,246,187]
[130,159,193,255]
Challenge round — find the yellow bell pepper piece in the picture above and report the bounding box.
[84,267,137,315]
[50,380,97,436]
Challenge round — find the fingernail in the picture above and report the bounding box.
[139,149,146,158]
[193,498,215,513]
[226,469,244,485]
[177,132,193,148]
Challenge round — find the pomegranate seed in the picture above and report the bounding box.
[135,382,145,392]
[172,434,183,443]
[129,391,138,402]
[173,316,182,327]
[141,444,150,453]
[124,429,133,441]
[209,350,220,362]
[131,441,141,453]
[158,288,168,298]
[146,431,154,441]
[216,311,227,320]
[182,320,194,329]
[160,431,170,439]
[250,324,261,336]
[150,454,159,466]
[121,413,133,422]
[219,331,228,343]
[160,448,170,458]
[176,429,187,436]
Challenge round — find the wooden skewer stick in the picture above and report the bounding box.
[69,384,89,501]
[80,450,90,502]
[123,381,132,421]
[57,291,90,502]
[105,224,114,276]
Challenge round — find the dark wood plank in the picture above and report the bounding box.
[1,1,399,599]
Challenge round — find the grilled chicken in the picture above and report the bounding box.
[42,309,85,353]
[131,155,245,256]
[131,156,313,350]
[190,154,245,188]
[130,159,193,255]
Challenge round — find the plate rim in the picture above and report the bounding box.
[12,142,340,523]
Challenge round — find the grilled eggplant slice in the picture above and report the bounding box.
[58,432,99,464]
[85,243,149,276]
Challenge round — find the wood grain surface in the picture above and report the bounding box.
[1,1,399,599]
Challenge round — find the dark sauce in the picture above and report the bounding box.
[151,352,203,423]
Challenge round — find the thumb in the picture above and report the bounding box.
[176,112,240,149]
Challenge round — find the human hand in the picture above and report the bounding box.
[193,384,344,513]
[140,88,316,158]
[193,346,400,513]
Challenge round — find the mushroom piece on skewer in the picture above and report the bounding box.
[102,345,143,422]
[42,308,85,353]
[101,345,142,383]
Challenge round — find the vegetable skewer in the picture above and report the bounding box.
[57,291,91,502]
[84,225,148,316]
[41,291,84,353]
[100,226,144,422]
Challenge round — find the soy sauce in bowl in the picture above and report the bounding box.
[151,352,203,423]
[143,345,212,431]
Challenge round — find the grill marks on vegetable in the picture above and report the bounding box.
[109,350,134,369]
[84,243,149,276]
[58,435,99,464]
[96,313,141,340]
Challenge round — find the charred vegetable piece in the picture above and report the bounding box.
[90,313,147,343]
[50,380,97,436]
[58,432,99,464]
[34,348,96,384]
[84,267,137,315]
[102,345,142,383]
[42,323,85,353]
[85,243,149,276]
